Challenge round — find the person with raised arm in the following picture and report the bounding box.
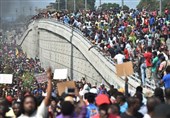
[18,67,52,118]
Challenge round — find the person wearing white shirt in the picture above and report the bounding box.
[114,51,125,64]
[125,42,132,52]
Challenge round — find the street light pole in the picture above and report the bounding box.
[99,0,101,6]
[122,0,124,9]
[65,0,67,10]
[58,0,60,11]
[29,7,32,16]
[85,0,87,10]
[159,0,162,16]
[74,0,76,12]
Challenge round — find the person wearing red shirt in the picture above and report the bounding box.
[124,48,129,62]
[123,20,129,27]
[143,47,152,80]
[144,17,149,26]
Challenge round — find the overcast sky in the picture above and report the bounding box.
[0,0,140,20]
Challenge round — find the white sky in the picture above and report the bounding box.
[1,0,140,19]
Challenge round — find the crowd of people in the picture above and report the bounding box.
[34,8,170,87]
[0,6,170,118]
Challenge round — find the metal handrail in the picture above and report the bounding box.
[20,18,156,91]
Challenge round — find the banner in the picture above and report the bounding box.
[34,73,48,83]
[0,74,13,84]
[53,69,68,80]
[115,61,134,77]
[57,81,76,96]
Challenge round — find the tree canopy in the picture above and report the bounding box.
[21,72,34,87]
[137,0,170,12]
[56,0,96,11]
[99,3,129,11]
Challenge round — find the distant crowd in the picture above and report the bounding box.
[33,8,170,87]
[0,7,170,118]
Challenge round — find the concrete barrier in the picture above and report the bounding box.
[19,19,155,93]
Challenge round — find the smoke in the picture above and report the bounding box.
[0,0,55,20]
[0,0,33,19]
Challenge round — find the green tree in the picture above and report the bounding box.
[100,3,120,11]
[162,0,170,10]
[137,0,170,12]
[137,0,158,11]
[56,0,96,11]
[21,72,34,87]
[123,5,130,11]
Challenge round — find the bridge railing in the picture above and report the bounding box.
[26,18,156,91]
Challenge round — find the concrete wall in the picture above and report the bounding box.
[21,19,141,91]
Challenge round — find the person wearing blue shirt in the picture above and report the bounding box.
[161,65,170,88]
[85,93,98,118]
[149,16,155,26]
[116,94,128,113]
[63,15,70,24]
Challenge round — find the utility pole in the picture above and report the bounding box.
[122,0,124,9]
[16,9,18,18]
[65,0,67,10]
[58,0,60,11]
[74,0,76,12]
[99,0,101,6]
[159,0,162,16]
[29,7,32,16]
[23,7,25,15]
[85,0,87,10]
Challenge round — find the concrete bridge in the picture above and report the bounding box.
[18,19,155,93]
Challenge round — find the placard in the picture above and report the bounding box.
[115,61,134,77]
[125,61,134,76]
[53,69,68,80]
[34,73,48,83]
[0,74,13,84]
[57,81,76,96]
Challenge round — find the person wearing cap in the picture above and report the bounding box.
[92,94,119,118]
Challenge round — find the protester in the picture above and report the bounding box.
[160,65,170,88]
[153,104,170,118]
[18,67,52,118]
[85,93,98,118]
[12,102,21,118]
[120,97,143,118]
[0,5,170,118]
[144,97,161,118]
[0,98,10,118]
